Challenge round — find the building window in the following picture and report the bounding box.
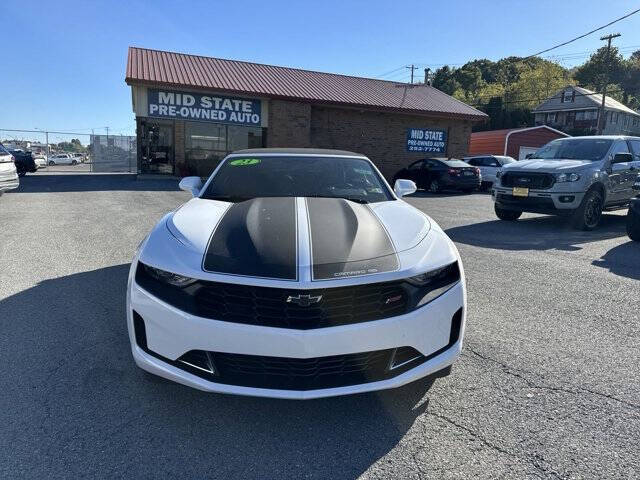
[610,112,618,124]
[576,111,585,121]
[546,112,556,123]
[183,122,263,177]
[562,90,574,103]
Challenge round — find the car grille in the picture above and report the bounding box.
[132,308,463,391]
[135,262,459,329]
[501,172,555,189]
[193,281,407,329]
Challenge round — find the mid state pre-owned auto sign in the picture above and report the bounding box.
[406,128,448,153]
[147,89,262,126]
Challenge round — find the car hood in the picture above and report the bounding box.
[503,159,594,171]
[163,197,432,281]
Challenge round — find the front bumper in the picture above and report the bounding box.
[493,186,584,214]
[127,267,466,399]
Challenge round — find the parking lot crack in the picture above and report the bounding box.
[463,344,640,411]
[427,410,566,479]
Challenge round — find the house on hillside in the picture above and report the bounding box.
[532,85,640,136]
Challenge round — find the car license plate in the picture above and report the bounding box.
[512,187,529,197]
[463,171,473,176]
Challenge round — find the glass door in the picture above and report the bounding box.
[140,121,174,174]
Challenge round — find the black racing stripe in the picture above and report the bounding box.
[306,198,399,280]
[203,197,297,280]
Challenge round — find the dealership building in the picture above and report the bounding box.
[125,47,487,178]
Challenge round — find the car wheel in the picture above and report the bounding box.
[71,160,77,165]
[627,208,640,241]
[18,170,26,177]
[429,180,440,193]
[495,204,522,221]
[462,188,473,194]
[48,161,55,166]
[572,189,603,231]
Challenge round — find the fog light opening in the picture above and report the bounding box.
[388,347,423,370]
[177,350,217,375]
[559,195,575,203]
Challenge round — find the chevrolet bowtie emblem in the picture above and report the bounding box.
[286,294,323,307]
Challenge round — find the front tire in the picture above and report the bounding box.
[572,189,603,231]
[429,180,440,193]
[18,170,26,177]
[495,204,522,221]
[71,160,77,165]
[627,208,640,241]
[48,161,55,166]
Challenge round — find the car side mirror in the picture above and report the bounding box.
[178,176,203,197]
[612,152,633,164]
[394,179,417,198]
[525,153,533,159]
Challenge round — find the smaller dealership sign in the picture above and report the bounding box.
[406,128,448,153]
[147,89,262,126]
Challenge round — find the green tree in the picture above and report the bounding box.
[454,65,486,100]
[574,46,625,91]
[432,66,460,95]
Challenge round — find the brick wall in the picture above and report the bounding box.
[266,100,311,147]
[265,100,473,180]
[310,106,472,180]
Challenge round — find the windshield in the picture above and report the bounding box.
[498,157,516,165]
[532,138,613,161]
[201,155,393,203]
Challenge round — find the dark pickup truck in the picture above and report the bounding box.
[8,148,37,177]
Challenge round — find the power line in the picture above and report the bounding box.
[373,66,406,79]
[521,7,640,59]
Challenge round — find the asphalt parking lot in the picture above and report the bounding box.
[1,174,639,479]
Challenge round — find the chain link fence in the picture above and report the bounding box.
[0,128,137,173]
[90,134,136,172]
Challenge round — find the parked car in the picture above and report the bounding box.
[0,144,19,196]
[464,155,516,190]
[33,154,47,169]
[393,157,481,193]
[492,136,640,230]
[48,153,79,165]
[627,174,640,241]
[72,152,86,163]
[128,148,466,398]
[7,148,37,176]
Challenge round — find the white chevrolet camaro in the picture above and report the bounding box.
[127,148,467,399]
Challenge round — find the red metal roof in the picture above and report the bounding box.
[126,47,487,121]
[469,126,568,156]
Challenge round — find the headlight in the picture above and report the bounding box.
[143,264,196,287]
[406,262,461,308]
[406,263,458,287]
[556,173,580,183]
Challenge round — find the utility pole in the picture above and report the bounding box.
[597,33,621,135]
[424,68,431,85]
[406,64,418,84]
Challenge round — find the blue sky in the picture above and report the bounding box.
[2,0,639,140]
